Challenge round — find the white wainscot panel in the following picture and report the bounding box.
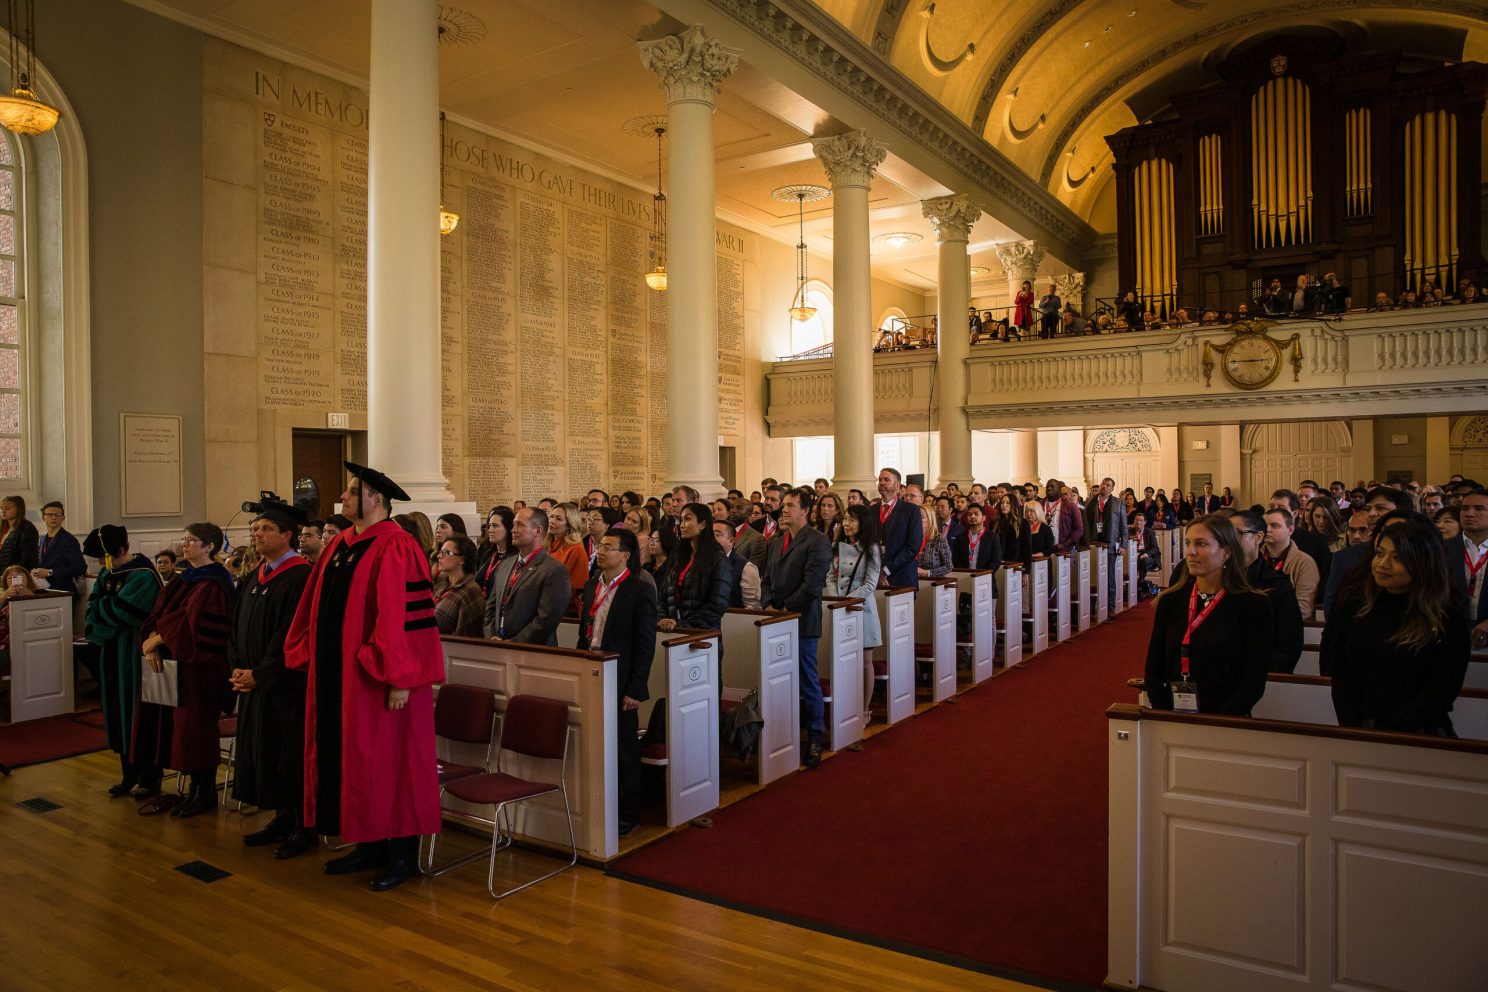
[1335,764,1488,841]
[1165,746,1308,812]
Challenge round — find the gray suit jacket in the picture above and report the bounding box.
[483,551,572,645]
[1082,493,1127,550]
[733,525,767,573]
[759,525,833,640]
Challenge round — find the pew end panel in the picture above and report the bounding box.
[1108,704,1488,992]
[442,637,619,860]
[1023,557,1050,657]
[995,566,1023,667]
[821,598,865,752]
[721,609,800,784]
[1072,548,1093,633]
[913,579,957,702]
[7,590,76,723]
[874,588,916,725]
[953,568,996,683]
[1050,552,1073,642]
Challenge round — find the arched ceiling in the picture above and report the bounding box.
[814,0,1488,231]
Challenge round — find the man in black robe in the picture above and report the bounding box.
[230,496,314,858]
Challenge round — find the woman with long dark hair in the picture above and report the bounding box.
[1306,497,1347,552]
[658,502,732,633]
[475,506,515,598]
[135,521,236,818]
[1150,492,1177,530]
[1012,280,1035,338]
[0,494,38,570]
[813,492,845,545]
[828,503,882,724]
[989,491,1026,566]
[1169,489,1193,524]
[1143,514,1272,715]
[1323,523,1469,734]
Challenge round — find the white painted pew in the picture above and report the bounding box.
[1251,674,1488,741]
[1466,657,1488,690]
[1108,702,1488,992]
[6,590,75,723]
[953,568,996,683]
[1303,620,1322,646]
[873,587,916,725]
[1124,538,1140,609]
[556,618,720,827]
[1111,543,1129,614]
[915,578,957,702]
[1072,546,1092,633]
[1023,556,1049,657]
[718,609,800,784]
[995,565,1023,667]
[441,637,618,859]
[1089,543,1110,624]
[1155,526,1181,583]
[1049,552,1073,642]
[819,598,864,752]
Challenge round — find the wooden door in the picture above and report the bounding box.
[291,432,348,519]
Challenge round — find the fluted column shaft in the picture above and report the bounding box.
[815,131,886,496]
[923,195,981,488]
[639,26,741,500]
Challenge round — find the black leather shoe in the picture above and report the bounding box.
[369,857,418,892]
[108,778,138,798]
[618,819,638,839]
[244,818,294,847]
[273,830,316,860]
[131,783,161,801]
[804,739,823,769]
[171,787,216,819]
[324,844,390,875]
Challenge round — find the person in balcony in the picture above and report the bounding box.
[1012,280,1034,338]
[1037,284,1061,339]
[1115,290,1144,331]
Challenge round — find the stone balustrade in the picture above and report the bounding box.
[764,308,1488,435]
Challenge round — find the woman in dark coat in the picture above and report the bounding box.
[1323,523,1469,734]
[135,522,236,818]
[0,494,38,570]
[1144,515,1272,715]
[475,505,515,598]
[658,502,733,635]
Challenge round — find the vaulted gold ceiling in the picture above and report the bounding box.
[815,0,1488,231]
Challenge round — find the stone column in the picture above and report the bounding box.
[366,0,456,502]
[1009,429,1039,485]
[639,26,741,500]
[815,130,887,497]
[923,194,981,488]
[1426,416,1451,483]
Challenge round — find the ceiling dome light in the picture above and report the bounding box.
[875,231,924,249]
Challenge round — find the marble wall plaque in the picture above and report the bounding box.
[120,414,183,517]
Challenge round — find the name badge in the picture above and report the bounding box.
[1172,679,1199,714]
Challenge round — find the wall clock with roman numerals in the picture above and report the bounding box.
[1202,320,1302,391]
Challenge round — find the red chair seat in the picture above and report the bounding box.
[217,717,237,737]
[873,659,887,678]
[640,741,668,761]
[437,760,484,785]
[914,642,933,654]
[818,677,832,701]
[445,771,558,807]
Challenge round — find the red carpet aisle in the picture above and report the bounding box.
[0,709,108,770]
[610,603,1154,990]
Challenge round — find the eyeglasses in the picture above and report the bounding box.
[181,536,202,546]
[436,549,460,557]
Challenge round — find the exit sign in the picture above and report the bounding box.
[327,412,350,429]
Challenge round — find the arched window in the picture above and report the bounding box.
[790,280,834,355]
[0,132,24,485]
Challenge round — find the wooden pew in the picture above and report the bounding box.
[1155,526,1181,583]
[1466,654,1488,690]
[1124,538,1140,609]
[1049,551,1073,642]
[1110,543,1129,614]
[1089,543,1110,624]
[1022,556,1049,657]
[873,587,916,725]
[1251,672,1488,741]
[915,578,957,702]
[995,564,1024,667]
[441,637,619,859]
[6,590,76,723]
[953,568,996,683]
[556,618,721,827]
[1072,546,1093,633]
[718,609,800,785]
[1107,702,1488,992]
[819,598,865,752]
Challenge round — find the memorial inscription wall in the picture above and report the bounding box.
[204,39,749,509]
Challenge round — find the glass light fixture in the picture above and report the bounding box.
[773,184,829,322]
[645,123,667,291]
[438,112,459,236]
[0,0,58,136]
[875,231,923,249]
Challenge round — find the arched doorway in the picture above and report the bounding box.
[1242,421,1352,499]
[1450,416,1488,481]
[1085,427,1160,494]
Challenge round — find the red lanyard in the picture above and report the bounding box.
[586,568,629,636]
[1181,584,1226,679]
[1466,547,1487,597]
[507,549,542,592]
[764,518,777,538]
[879,501,894,525]
[735,523,748,539]
[1265,545,1288,572]
[969,530,981,561]
[676,556,694,589]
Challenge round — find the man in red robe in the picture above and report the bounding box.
[284,462,445,892]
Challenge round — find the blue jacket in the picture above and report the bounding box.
[38,527,86,594]
[878,500,923,589]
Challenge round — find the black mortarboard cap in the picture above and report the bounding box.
[83,524,129,558]
[345,461,411,504]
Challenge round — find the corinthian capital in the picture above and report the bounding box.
[638,25,741,106]
[813,130,887,189]
[921,194,981,244]
[993,239,1046,276]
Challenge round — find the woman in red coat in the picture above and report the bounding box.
[136,521,235,818]
[1012,279,1035,338]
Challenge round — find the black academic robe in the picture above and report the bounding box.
[230,555,312,810]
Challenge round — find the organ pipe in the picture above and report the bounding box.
[1132,157,1176,318]
[1344,107,1373,216]
[1250,76,1313,248]
[1403,109,1460,291]
[1198,133,1223,235]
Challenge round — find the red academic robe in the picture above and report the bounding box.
[284,519,446,843]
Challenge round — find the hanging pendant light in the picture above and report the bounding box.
[0,0,58,136]
[625,115,670,291]
[438,112,459,236]
[772,184,829,322]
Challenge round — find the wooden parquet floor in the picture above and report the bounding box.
[0,750,1050,992]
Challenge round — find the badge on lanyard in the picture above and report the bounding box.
[1174,585,1225,714]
